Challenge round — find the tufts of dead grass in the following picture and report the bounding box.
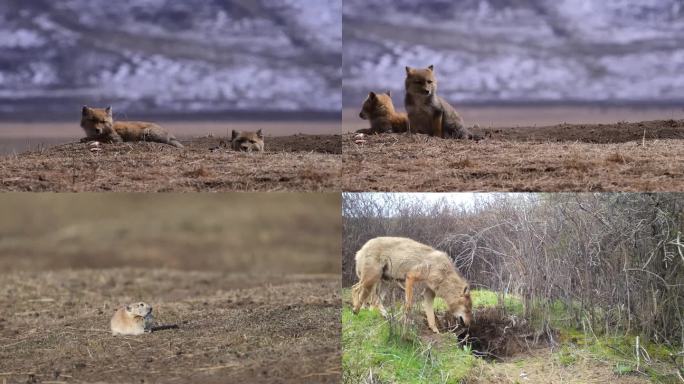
[342,121,684,192]
[0,135,341,192]
[0,269,341,384]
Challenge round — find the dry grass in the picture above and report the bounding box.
[342,119,684,191]
[0,269,341,384]
[0,135,341,192]
[464,347,650,384]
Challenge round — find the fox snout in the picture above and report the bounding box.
[359,111,367,120]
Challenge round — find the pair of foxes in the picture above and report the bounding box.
[359,65,479,140]
[80,106,264,152]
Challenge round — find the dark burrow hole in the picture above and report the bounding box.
[437,307,558,361]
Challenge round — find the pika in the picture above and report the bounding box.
[231,129,264,152]
[358,91,408,134]
[110,302,153,336]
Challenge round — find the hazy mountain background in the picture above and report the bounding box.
[343,0,684,107]
[0,0,341,119]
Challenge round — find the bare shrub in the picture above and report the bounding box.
[343,193,684,347]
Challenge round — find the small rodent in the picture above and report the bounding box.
[110,302,153,336]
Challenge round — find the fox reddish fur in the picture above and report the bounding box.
[80,106,183,148]
[358,91,408,134]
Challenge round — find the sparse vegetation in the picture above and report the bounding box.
[342,119,684,191]
[0,194,342,383]
[0,134,341,192]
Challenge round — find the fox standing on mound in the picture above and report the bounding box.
[405,65,477,140]
[80,106,184,148]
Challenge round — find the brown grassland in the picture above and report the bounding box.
[0,194,341,383]
[342,119,684,192]
[0,135,341,192]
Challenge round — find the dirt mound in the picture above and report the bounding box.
[439,308,557,360]
[0,134,341,192]
[343,120,684,192]
[191,134,342,154]
[478,119,684,144]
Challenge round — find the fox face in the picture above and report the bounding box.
[231,130,264,152]
[81,106,114,137]
[359,91,395,120]
[405,65,437,97]
[447,286,473,327]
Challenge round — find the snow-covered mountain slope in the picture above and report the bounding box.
[343,0,684,106]
[0,0,341,116]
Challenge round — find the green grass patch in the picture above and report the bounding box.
[343,306,475,384]
[432,289,523,314]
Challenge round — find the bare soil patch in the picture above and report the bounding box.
[0,269,341,384]
[438,307,557,360]
[342,120,684,191]
[0,135,341,192]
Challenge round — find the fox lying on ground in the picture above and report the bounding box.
[231,130,264,152]
[352,236,473,333]
[80,106,184,148]
[404,65,479,140]
[358,91,408,134]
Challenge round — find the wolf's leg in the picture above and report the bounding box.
[353,266,382,314]
[404,273,417,311]
[369,284,388,317]
[432,110,444,138]
[351,282,363,313]
[423,289,439,333]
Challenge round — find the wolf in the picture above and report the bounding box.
[80,106,184,148]
[404,65,479,140]
[352,236,473,333]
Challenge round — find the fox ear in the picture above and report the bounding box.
[125,305,131,312]
[368,91,377,100]
[82,106,89,115]
[256,129,263,138]
[386,90,392,97]
[428,65,434,72]
[405,66,412,74]
[231,130,238,139]
[105,106,112,116]
[463,286,470,295]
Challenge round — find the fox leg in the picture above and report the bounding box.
[432,110,444,138]
[423,289,439,333]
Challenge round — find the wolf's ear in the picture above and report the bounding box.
[428,65,434,72]
[231,130,238,139]
[105,106,112,116]
[82,106,89,115]
[405,66,413,74]
[256,129,263,138]
[386,90,392,97]
[368,91,377,100]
